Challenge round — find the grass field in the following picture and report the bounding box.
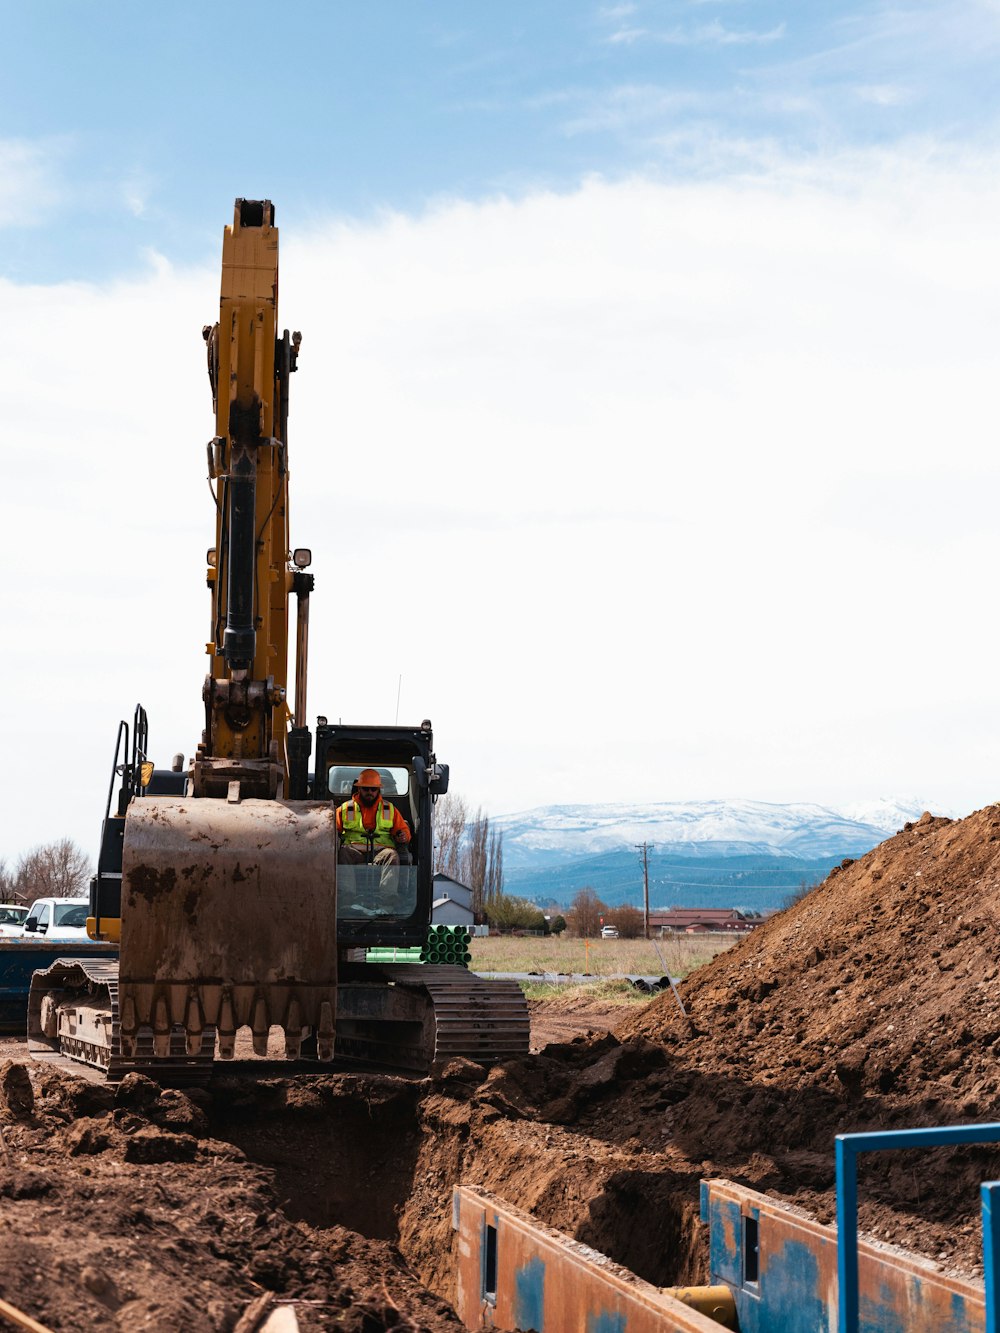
[469,933,736,980]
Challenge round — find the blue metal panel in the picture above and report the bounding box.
[585,1313,627,1333]
[858,1288,905,1333]
[514,1255,545,1332]
[708,1196,743,1288]
[732,1235,825,1333]
[983,1183,1000,1333]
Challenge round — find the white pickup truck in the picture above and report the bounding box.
[0,905,28,939]
[20,897,90,942]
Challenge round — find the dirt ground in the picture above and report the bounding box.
[3,806,1000,1329]
[527,993,625,1051]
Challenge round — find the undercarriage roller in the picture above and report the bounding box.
[119,797,338,1059]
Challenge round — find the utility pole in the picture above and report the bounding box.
[635,842,652,939]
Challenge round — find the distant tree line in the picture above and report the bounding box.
[566,887,644,938]
[0,840,91,905]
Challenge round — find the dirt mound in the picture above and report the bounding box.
[620,807,1000,1112]
[597,804,1000,1268]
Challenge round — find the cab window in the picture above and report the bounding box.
[327,766,410,798]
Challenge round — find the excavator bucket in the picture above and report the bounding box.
[118,798,338,1060]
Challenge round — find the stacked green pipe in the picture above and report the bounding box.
[420,924,472,967]
[365,946,424,964]
[366,925,472,967]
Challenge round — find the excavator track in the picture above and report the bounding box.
[336,964,530,1073]
[28,959,216,1086]
[29,960,529,1083]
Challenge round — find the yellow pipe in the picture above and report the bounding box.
[662,1286,738,1329]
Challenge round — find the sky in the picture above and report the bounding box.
[3,1,1000,862]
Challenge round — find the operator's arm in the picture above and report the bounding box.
[391,806,411,844]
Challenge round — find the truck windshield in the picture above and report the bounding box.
[54,904,88,927]
[337,864,418,921]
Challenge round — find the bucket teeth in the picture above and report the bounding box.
[152,996,171,1056]
[251,995,269,1056]
[185,988,205,1055]
[218,989,236,1058]
[317,1000,335,1061]
[284,997,303,1059]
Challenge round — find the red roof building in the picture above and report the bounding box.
[649,908,760,934]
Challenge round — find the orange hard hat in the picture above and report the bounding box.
[357,768,382,788]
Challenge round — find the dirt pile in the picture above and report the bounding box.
[592,804,1000,1268]
[621,806,1000,1113]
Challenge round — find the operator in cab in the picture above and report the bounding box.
[336,768,411,870]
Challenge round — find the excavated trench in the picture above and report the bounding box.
[0,1024,714,1331]
[206,1062,710,1303]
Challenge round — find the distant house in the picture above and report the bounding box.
[649,908,760,934]
[431,872,475,927]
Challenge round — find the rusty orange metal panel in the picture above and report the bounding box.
[703,1179,985,1333]
[452,1186,723,1333]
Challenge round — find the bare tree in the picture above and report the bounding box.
[11,840,92,905]
[567,887,608,938]
[433,792,467,878]
[465,808,490,917]
[483,827,504,908]
[607,904,643,939]
[432,793,506,921]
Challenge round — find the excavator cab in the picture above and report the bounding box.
[315,719,448,947]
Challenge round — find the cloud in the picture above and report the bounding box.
[122,172,156,219]
[854,83,914,107]
[4,144,1000,856]
[605,19,785,47]
[560,84,708,135]
[0,137,66,227]
[606,26,650,45]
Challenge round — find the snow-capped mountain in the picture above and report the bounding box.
[493,797,937,870]
[836,797,943,835]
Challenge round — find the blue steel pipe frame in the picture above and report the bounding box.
[836,1123,1000,1333]
[984,1183,1000,1333]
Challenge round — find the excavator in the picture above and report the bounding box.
[28,199,528,1082]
